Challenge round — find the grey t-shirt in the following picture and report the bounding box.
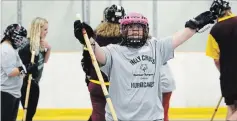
[1,42,24,98]
[100,36,174,120]
[160,63,176,93]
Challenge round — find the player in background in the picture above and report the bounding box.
[206,0,237,120]
[19,17,51,121]
[1,24,31,121]
[161,62,176,121]
[80,4,125,121]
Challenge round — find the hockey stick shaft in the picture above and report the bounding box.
[210,96,223,121]
[80,25,118,121]
[22,51,36,121]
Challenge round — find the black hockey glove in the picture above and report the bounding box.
[74,20,94,45]
[26,63,38,74]
[185,11,217,32]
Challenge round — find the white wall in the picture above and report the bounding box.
[2,1,237,51]
[20,52,223,109]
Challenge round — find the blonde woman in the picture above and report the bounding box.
[18,17,51,121]
[80,4,125,121]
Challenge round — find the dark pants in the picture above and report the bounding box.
[88,82,108,121]
[20,81,40,121]
[88,116,92,121]
[1,91,20,121]
[225,93,237,105]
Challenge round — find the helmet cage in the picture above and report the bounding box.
[120,23,149,48]
[210,0,231,18]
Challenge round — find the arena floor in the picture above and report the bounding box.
[17,118,225,121]
[16,107,226,121]
[17,119,225,121]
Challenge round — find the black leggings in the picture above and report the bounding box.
[225,93,237,105]
[20,81,40,121]
[1,91,20,121]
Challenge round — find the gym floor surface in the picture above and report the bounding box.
[16,107,226,121]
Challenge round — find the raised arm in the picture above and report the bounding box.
[74,21,107,65]
[172,11,216,49]
[172,28,196,48]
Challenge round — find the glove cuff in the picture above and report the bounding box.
[185,19,199,32]
[18,66,26,75]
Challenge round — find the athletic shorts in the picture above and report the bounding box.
[224,94,237,105]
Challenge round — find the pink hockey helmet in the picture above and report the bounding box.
[119,12,149,48]
[120,12,149,26]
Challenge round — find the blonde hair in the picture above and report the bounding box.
[95,22,121,37]
[28,17,48,55]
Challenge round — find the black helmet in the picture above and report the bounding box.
[101,7,109,22]
[103,7,109,18]
[1,24,28,50]
[104,4,125,23]
[210,0,231,18]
